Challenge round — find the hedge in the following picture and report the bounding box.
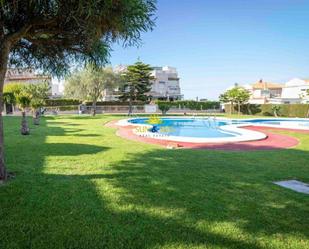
[44,99,81,106]
[225,104,309,118]
[44,99,146,107]
[84,101,146,106]
[156,100,220,111]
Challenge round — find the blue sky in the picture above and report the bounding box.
[109,0,309,100]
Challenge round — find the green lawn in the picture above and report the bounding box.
[0,115,308,249]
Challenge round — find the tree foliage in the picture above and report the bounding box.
[65,65,121,115]
[1,0,157,75]
[157,101,170,115]
[219,87,250,114]
[23,82,50,100]
[119,61,153,114]
[4,82,23,95]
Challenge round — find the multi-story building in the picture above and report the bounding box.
[103,65,183,101]
[150,66,183,101]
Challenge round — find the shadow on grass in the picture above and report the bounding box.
[1,116,308,249]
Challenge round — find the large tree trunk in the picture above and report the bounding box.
[21,111,30,135]
[238,102,241,115]
[0,40,10,181]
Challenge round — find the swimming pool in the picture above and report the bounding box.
[118,117,309,143]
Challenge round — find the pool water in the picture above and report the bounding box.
[129,117,309,139]
[130,118,239,138]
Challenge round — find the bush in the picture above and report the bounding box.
[157,101,170,114]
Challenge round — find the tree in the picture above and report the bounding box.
[219,87,250,115]
[3,83,23,113]
[119,61,153,115]
[272,105,281,118]
[24,82,50,125]
[16,94,31,135]
[234,88,250,115]
[157,101,170,115]
[0,0,156,181]
[65,65,120,116]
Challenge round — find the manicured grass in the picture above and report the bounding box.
[0,115,308,249]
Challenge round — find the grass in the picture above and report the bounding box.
[0,114,308,249]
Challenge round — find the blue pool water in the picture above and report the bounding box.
[129,117,309,138]
[129,118,239,138]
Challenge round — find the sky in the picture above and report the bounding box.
[108,0,309,100]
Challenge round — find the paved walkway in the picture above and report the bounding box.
[106,120,307,151]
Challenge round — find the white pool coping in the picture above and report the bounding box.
[116,117,309,143]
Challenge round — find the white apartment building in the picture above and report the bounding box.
[103,65,183,101]
[150,66,183,100]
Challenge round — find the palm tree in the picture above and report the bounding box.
[16,95,31,135]
[30,99,44,125]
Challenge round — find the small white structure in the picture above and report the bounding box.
[144,104,157,113]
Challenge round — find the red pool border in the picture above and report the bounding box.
[106,120,308,151]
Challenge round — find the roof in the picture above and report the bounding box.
[252,80,283,89]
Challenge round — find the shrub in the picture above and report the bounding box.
[157,101,170,114]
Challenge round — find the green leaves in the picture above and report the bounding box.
[16,94,30,110]
[119,61,153,102]
[220,87,250,104]
[2,0,157,77]
[64,65,121,103]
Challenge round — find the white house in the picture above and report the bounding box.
[280,78,309,104]
[230,78,309,104]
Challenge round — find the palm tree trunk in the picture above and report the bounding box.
[33,109,40,125]
[21,111,30,135]
[0,40,10,181]
[128,98,133,116]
